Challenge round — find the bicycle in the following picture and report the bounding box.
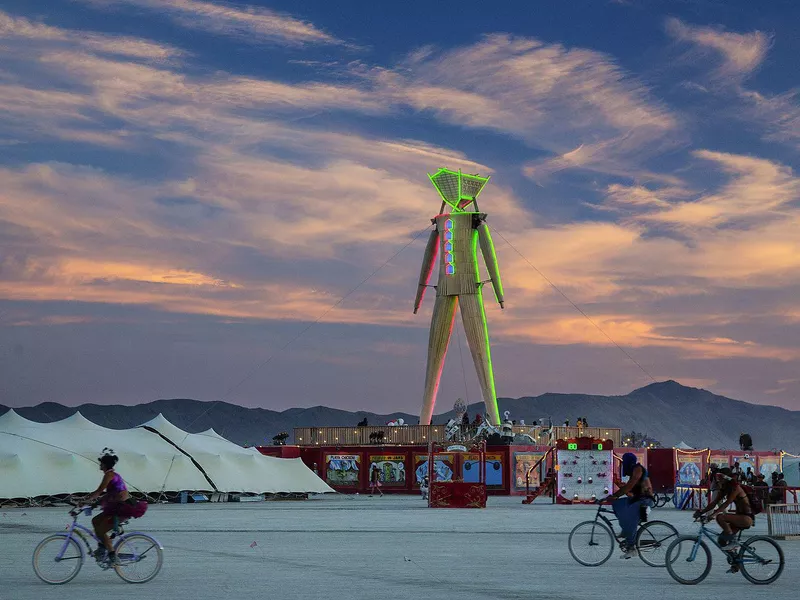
[664,516,784,585]
[32,504,164,585]
[653,491,673,508]
[568,501,678,567]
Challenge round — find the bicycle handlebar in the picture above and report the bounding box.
[68,500,99,517]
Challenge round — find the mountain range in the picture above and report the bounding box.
[2,381,798,451]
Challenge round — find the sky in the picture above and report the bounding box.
[1,0,800,414]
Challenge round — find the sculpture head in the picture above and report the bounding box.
[428,168,489,213]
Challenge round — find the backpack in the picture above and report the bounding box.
[741,484,763,516]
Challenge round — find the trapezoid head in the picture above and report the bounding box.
[428,168,489,213]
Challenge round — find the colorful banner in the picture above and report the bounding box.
[514,453,545,491]
[413,453,454,485]
[708,454,730,470]
[676,453,704,485]
[731,454,756,480]
[783,455,800,487]
[462,453,503,486]
[325,454,361,486]
[368,455,406,486]
[757,455,781,479]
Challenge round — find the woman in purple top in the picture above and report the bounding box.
[85,448,147,562]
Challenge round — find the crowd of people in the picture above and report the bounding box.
[710,462,789,505]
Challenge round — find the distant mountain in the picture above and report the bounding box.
[2,381,798,451]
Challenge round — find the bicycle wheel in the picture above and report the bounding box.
[568,520,615,566]
[113,533,163,583]
[665,536,712,585]
[32,534,84,585]
[738,536,784,585]
[636,520,678,567]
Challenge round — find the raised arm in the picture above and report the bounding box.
[477,223,504,308]
[413,229,439,314]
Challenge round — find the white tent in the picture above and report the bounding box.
[674,441,695,450]
[0,410,333,499]
[142,414,329,494]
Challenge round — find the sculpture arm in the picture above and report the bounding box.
[413,229,439,314]
[477,223,504,308]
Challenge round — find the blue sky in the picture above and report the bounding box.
[1,0,800,414]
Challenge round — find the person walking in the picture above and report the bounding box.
[369,465,384,497]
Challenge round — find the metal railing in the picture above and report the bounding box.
[767,503,800,540]
[292,425,621,446]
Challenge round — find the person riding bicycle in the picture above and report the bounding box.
[604,452,653,559]
[693,467,752,548]
[83,448,147,563]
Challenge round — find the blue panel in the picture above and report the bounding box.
[462,460,503,486]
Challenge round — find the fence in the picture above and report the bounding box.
[767,504,800,540]
[292,425,621,447]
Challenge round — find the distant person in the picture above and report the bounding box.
[605,452,653,559]
[770,473,787,504]
[753,474,769,505]
[744,467,754,484]
[420,475,430,500]
[732,462,743,480]
[693,468,752,548]
[462,413,470,428]
[84,448,148,564]
[369,465,384,498]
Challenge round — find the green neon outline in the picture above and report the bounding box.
[568,442,578,450]
[479,225,503,304]
[471,228,499,423]
[428,168,490,213]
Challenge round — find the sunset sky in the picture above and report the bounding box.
[1,0,799,413]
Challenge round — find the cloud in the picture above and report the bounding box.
[638,150,800,228]
[0,9,183,60]
[665,17,771,81]
[79,0,349,47]
[494,311,797,361]
[738,88,800,148]
[366,34,678,180]
[665,19,799,151]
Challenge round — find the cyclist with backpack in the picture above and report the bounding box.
[693,467,759,548]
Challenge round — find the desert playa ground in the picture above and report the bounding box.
[2,495,797,600]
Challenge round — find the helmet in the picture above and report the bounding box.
[621,452,637,476]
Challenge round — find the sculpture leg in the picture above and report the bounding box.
[420,295,458,425]
[459,292,500,426]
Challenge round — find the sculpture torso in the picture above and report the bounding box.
[434,212,481,297]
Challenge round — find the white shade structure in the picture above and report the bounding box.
[0,410,333,499]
